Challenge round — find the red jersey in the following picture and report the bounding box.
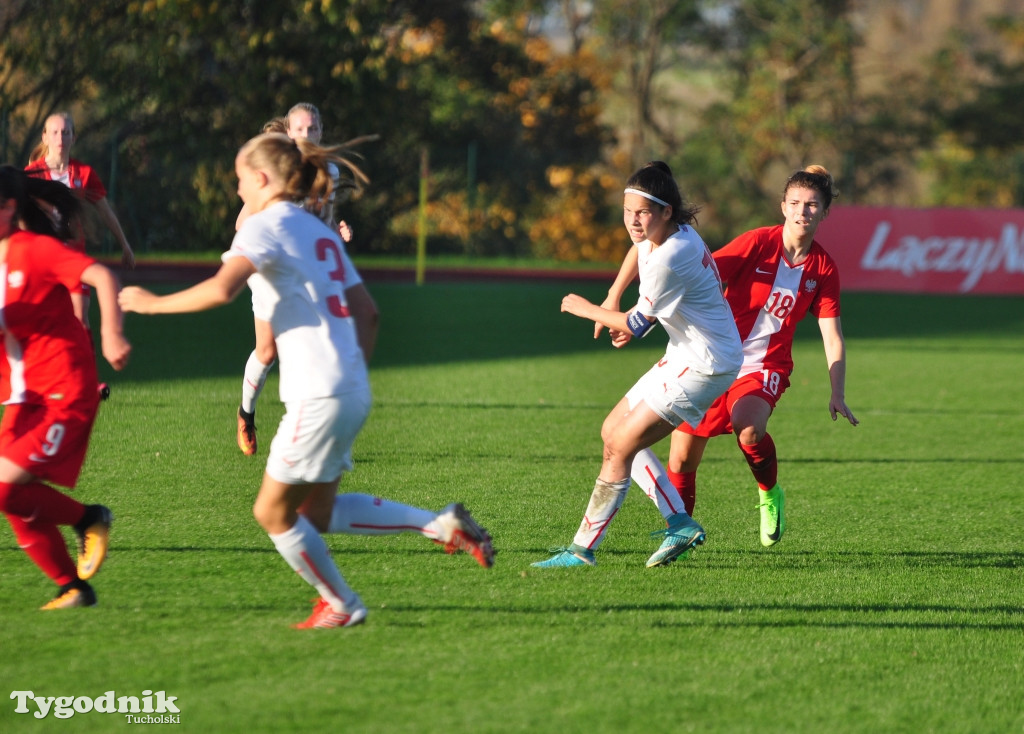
[24,157,107,202]
[713,225,841,378]
[0,231,99,405]
[24,158,107,252]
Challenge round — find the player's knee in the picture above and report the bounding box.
[736,425,764,446]
[670,454,700,473]
[252,499,276,532]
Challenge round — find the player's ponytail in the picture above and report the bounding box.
[241,132,374,218]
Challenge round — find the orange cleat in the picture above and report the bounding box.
[434,503,495,569]
[237,409,257,456]
[292,597,368,629]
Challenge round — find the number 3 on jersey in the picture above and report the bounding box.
[315,237,351,318]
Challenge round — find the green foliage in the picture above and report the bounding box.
[1,0,614,258]
[916,15,1024,206]
[5,1,1024,261]
[1,282,1022,732]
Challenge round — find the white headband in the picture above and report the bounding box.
[624,188,670,208]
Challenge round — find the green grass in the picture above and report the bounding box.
[1,281,1022,733]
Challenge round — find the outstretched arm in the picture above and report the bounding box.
[119,256,256,315]
[563,293,653,340]
[819,316,858,426]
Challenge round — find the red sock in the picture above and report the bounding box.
[667,469,697,516]
[738,434,778,491]
[6,514,77,584]
[0,481,86,526]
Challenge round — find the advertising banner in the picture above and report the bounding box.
[816,206,1024,295]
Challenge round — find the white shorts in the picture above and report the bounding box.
[625,357,739,429]
[265,391,372,485]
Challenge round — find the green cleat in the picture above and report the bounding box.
[531,545,595,568]
[646,513,705,567]
[758,485,786,546]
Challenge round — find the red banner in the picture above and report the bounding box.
[815,206,1024,295]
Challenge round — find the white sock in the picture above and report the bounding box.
[328,493,439,539]
[241,351,274,415]
[571,478,630,551]
[269,515,360,612]
[632,448,687,520]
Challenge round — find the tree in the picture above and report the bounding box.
[916,15,1024,206]
[1,0,616,256]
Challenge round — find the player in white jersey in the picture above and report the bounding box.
[120,133,493,629]
[532,162,742,570]
[234,103,370,457]
[601,165,858,548]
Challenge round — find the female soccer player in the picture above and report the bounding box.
[601,165,858,547]
[532,161,743,569]
[25,112,135,326]
[0,165,131,609]
[119,132,493,629]
[234,103,367,456]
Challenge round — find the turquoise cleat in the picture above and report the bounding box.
[646,513,705,567]
[531,545,596,568]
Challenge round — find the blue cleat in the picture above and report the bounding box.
[646,513,705,567]
[531,545,596,568]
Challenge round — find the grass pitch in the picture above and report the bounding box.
[1,279,1022,733]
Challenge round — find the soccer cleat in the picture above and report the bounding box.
[41,580,97,610]
[646,513,706,568]
[434,503,495,568]
[292,597,368,629]
[98,383,111,401]
[758,484,786,547]
[237,408,257,456]
[530,545,596,568]
[74,504,113,580]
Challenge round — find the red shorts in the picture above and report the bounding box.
[0,400,98,488]
[675,369,790,439]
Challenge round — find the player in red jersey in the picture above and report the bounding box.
[25,112,135,329]
[601,166,858,548]
[0,165,131,609]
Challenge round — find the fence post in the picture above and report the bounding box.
[416,146,429,286]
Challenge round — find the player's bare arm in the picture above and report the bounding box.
[819,316,858,426]
[120,256,256,315]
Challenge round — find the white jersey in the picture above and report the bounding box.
[224,201,369,402]
[247,162,342,320]
[634,225,742,375]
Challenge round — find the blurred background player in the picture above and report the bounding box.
[600,165,858,548]
[119,132,493,629]
[26,111,135,400]
[235,103,368,456]
[532,161,742,569]
[0,165,131,610]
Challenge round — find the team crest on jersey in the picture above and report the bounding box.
[804,279,817,293]
[7,270,24,289]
